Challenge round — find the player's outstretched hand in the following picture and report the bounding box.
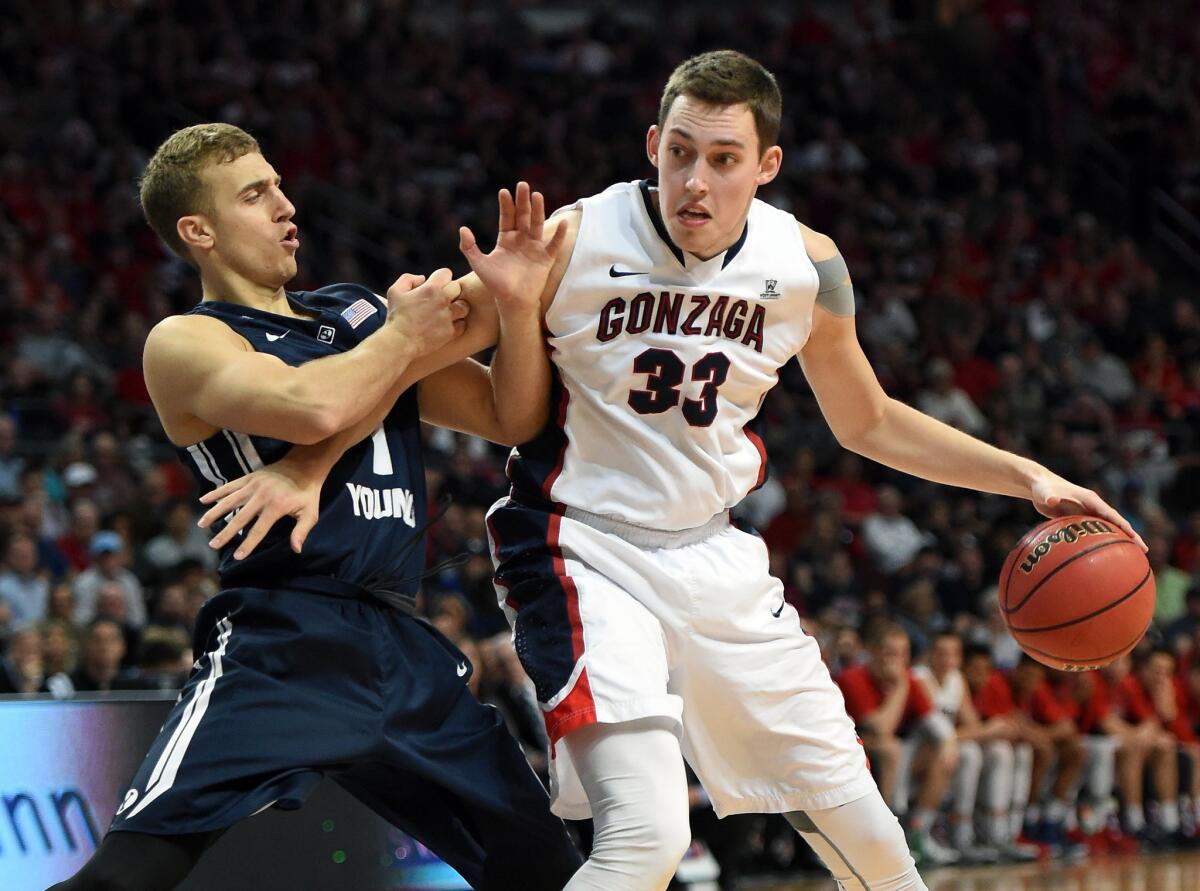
[386,268,468,356]
[458,181,567,315]
[1029,473,1147,551]
[197,462,322,560]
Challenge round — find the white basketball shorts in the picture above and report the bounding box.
[486,495,876,819]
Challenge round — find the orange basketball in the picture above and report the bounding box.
[998,515,1155,671]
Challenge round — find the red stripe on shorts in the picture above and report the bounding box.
[543,509,596,744]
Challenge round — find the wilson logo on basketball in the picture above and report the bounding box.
[1019,519,1115,574]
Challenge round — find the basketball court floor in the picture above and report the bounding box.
[757,850,1200,890]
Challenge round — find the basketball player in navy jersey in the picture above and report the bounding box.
[49,124,580,890]
[205,53,1146,890]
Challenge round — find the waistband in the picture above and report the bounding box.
[280,575,416,614]
[562,505,730,549]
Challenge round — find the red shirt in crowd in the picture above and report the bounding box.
[1113,675,1157,724]
[1015,679,1067,725]
[972,670,1016,719]
[837,664,933,734]
[1055,674,1111,734]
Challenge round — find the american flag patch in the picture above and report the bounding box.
[341,298,379,329]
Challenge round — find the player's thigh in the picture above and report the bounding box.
[669,528,875,816]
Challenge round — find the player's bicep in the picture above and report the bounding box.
[144,317,328,443]
[417,360,502,441]
[797,308,889,447]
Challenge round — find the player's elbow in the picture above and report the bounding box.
[831,398,889,453]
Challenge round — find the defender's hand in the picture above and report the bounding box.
[197,463,322,559]
[1028,473,1147,551]
[386,269,468,356]
[459,181,567,315]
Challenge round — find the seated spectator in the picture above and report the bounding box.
[70,618,132,692]
[123,626,192,690]
[0,414,24,503]
[72,530,146,628]
[916,357,989,437]
[141,498,218,577]
[0,533,49,628]
[962,645,1039,855]
[837,623,959,865]
[914,632,1018,860]
[56,496,101,572]
[1010,656,1085,846]
[40,618,79,679]
[861,486,929,577]
[0,627,46,694]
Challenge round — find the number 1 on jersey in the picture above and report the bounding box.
[627,348,730,427]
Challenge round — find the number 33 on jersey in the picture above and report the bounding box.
[509,179,824,532]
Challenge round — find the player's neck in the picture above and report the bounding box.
[199,267,291,315]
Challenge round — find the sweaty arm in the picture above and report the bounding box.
[796,223,1143,544]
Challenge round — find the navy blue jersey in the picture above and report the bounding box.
[175,284,427,597]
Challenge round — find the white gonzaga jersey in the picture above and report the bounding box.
[508,180,820,530]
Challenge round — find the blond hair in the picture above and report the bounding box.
[138,123,260,263]
[658,50,782,155]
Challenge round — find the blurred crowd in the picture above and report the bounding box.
[1,0,1199,884]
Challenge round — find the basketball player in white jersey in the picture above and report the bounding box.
[210,50,1145,891]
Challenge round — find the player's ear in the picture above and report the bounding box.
[756,145,783,186]
[177,214,215,254]
[646,125,661,169]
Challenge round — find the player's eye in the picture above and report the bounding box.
[716,154,737,166]
[668,144,688,158]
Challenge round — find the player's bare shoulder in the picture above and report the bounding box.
[796,220,839,263]
[143,312,253,442]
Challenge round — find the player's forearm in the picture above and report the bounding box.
[847,398,1047,500]
[285,323,420,441]
[487,306,551,445]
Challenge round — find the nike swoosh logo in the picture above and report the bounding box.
[771,600,786,618]
[265,331,289,341]
[456,661,469,677]
[609,264,649,278]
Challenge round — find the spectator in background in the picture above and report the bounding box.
[1165,588,1200,653]
[861,486,929,577]
[40,618,79,679]
[1150,534,1195,625]
[57,496,101,572]
[1076,334,1135,406]
[141,499,218,576]
[72,530,146,628]
[0,627,46,694]
[0,414,25,503]
[0,533,49,627]
[69,618,128,692]
[837,624,960,865]
[1010,656,1086,846]
[917,357,989,438]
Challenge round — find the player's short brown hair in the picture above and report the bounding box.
[138,123,261,264]
[658,50,782,155]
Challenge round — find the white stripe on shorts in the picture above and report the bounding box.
[125,617,233,820]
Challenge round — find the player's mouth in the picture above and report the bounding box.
[676,204,711,229]
[281,224,300,251]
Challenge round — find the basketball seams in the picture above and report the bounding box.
[1017,628,1147,671]
[1006,566,1153,633]
[1003,538,1138,615]
[1001,518,1057,610]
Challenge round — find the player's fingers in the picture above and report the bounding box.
[393,272,426,292]
[514,181,532,233]
[291,509,318,554]
[198,477,247,506]
[198,484,256,529]
[234,509,280,561]
[1088,498,1147,551]
[449,298,470,321]
[498,188,514,233]
[451,317,467,337]
[420,267,453,295]
[530,189,546,242]
[458,225,480,258]
[209,494,264,549]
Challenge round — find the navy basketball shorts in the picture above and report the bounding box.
[108,585,580,890]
